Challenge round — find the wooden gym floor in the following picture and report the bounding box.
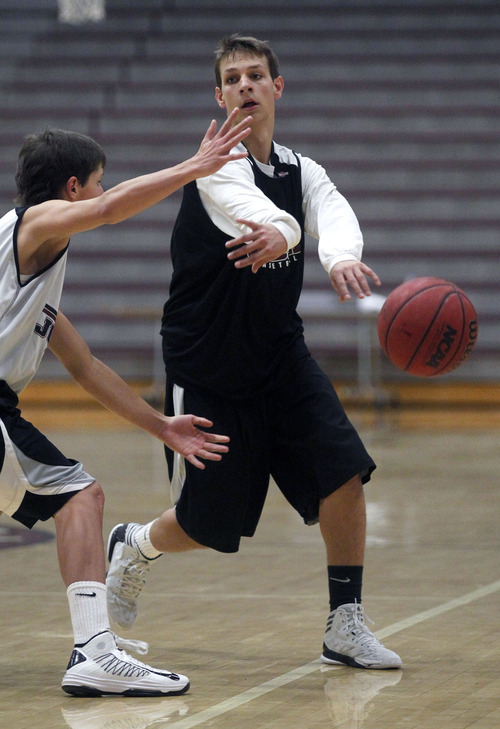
[1,381,500,729]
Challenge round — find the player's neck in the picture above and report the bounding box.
[243,126,274,165]
[245,139,272,165]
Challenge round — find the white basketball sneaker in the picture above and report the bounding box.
[321,603,402,669]
[62,630,189,697]
[106,523,151,628]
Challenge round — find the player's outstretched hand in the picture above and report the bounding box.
[194,109,252,177]
[330,260,381,302]
[158,415,229,469]
[226,218,288,273]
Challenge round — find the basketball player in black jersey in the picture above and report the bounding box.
[107,34,402,671]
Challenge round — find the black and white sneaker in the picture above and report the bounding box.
[321,603,402,669]
[106,523,150,628]
[62,631,189,697]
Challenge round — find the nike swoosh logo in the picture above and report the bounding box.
[75,592,97,597]
[329,577,351,583]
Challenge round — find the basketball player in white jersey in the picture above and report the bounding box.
[0,111,251,696]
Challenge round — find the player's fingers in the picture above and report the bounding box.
[185,454,205,470]
[230,116,253,137]
[348,275,365,298]
[225,127,252,151]
[191,416,213,427]
[226,236,253,252]
[218,112,252,144]
[202,450,224,460]
[248,245,270,271]
[228,149,250,162]
[337,265,371,299]
[226,220,261,251]
[200,119,218,144]
[203,433,230,444]
[251,260,265,274]
[203,443,229,454]
[331,272,351,301]
[229,244,264,263]
[235,217,259,231]
[191,418,230,443]
[233,249,260,268]
[355,273,373,297]
[355,265,382,297]
[217,108,240,135]
[191,450,223,463]
[365,266,381,287]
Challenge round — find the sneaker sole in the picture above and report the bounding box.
[62,680,190,698]
[321,646,402,670]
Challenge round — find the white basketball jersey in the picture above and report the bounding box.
[0,207,68,394]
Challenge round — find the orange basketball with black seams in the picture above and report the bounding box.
[377,277,478,377]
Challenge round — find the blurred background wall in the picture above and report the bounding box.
[1,0,498,389]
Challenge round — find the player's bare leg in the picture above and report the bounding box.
[319,475,402,669]
[319,474,366,566]
[53,481,106,586]
[150,508,204,552]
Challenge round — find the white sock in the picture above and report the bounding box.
[67,581,109,645]
[127,521,163,560]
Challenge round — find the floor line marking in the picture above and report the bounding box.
[168,579,500,729]
[375,578,500,640]
[168,662,323,729]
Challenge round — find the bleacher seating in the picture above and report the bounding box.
[0,0,498,384]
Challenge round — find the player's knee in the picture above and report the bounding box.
[342,474,364,502]
[53,481,104,527]
[86,480,105,514]
[322,474,363,506]
[71,480,105,518]
[343,473,363,492]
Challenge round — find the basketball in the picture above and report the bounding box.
[377,277,478,377]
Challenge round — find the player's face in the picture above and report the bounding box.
[75,165,105,200]
[215,52,283,126]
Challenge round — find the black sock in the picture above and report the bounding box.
[327,565,363,611]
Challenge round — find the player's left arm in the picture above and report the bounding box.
[329,260,381,303]
[48,312,229,468]
[301,155,381,301]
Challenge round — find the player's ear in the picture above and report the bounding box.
[273,75,284,100]
[64,176,79,201]
[215,87,226,109]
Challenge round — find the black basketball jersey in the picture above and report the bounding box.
[161,145,311,398]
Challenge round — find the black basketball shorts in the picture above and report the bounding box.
[164,355,375,553]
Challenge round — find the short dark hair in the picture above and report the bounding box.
[15,129,106,206]
[214,34,280,87]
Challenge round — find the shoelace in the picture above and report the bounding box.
[342,606,384,655]
[345,603,374,628]
[114,633,149,656]
[112,633,180,677]
[116,560,150,603]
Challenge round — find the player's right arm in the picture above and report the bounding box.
[19,110,252,259]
